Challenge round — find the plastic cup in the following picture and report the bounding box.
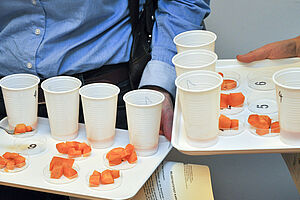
[175,70,223,147]
[273,68,300,145]
[79,83,120,149]
[172,49,218,77]
[123,89,165,157]
[41,76,82,140]
[173,30,217,53]
[0,74,40,130]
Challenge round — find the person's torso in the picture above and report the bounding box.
[0,0,144,78]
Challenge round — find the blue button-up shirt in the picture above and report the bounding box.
[0,0,210,97]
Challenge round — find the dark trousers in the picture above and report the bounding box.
[0,63,131,199]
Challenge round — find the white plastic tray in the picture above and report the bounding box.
[171,58,300,155]
[0,117,171,200]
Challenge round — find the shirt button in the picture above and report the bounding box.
[27,62,33,69]
[32,0,37,5]
[35,29,41,35]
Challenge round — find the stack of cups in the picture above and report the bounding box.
[0,74,40,130]
[124,89,165,156]
[173,30,218,76]
[273,68,300,145]
[175,70,223,147]
[173,29,221,147]
[41,76,82,140]
[79,83,120,148]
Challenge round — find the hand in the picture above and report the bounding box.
[141,86,174,141]
[236,36,300,63]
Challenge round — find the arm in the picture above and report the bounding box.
[237,35,300,63]
[139,0,211,140]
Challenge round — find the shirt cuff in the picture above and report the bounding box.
[139,60,176,98]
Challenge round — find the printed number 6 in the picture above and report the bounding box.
[255,81,266,85]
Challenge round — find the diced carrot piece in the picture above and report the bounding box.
[89,175,101,187]
[14,155,26,168]
[78,142,89,151]
[82,146,92,157]
[66,141,80,150]
[0,156,8,169]
[221,79,237,90]
[218,72,224,77]
[3,152,19,159]
[62,158,75,168]
[107,153,122,166]
[101,170,114,184]
[49,156,65,171]
[220,94,229,109]
[6,160,15,170]
[256,116,271,129]
[110,170,120,179]
[271,121,280,133]
[230,119,239,130]
[56,142,68,154]
[92,170,101,176]
[109,147,126,159]
[259,115,271,127]
[219,114,231,130]
[51,165,64,179]
[25,126,33,132]
[63,167,78,179]
[228,92,245,107]
[127,150,137,164]
[248,114,259,127]
[68,148,82,158]
[256,128,269,136]
[125,144,135,158]
[14,124,27,134]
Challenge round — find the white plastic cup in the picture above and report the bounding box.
[173,30,217,53]
[0,74,40,130]
[79,83,120,149]
[41,76,82,140]
[273,68,300,145]
[172,49,218,77]
[124,89,165,157]
[175,70,223,147]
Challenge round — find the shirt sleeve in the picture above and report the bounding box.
[139,0,211,98]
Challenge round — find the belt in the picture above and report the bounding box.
[38,62,129,104]
[73,62,129,85]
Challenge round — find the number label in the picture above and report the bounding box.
[256,104,269,109]
[255,81,266,86]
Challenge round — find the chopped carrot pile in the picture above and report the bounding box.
[248,114,280,136]
[56,141,92,158]
[49,156,78,179]
[14,124,33,134]
[89,169,120,187]
[220,92,245,109]
[106,144,137,166]
[221,79,237,90]
[0,152,26,171]
[219,114,239,130]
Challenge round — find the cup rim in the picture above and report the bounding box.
[0,73,40,91]
[175,70,223,93]
[123,89,165,107]
[173,30,217,48]
[273,68,300,90]
[41,76,82,94]
[79,83,120,100]
[172,49,218,70]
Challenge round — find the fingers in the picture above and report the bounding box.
[237,45,271,63]
[160,94,174,141]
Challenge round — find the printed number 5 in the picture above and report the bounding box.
[257,104,269,109]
